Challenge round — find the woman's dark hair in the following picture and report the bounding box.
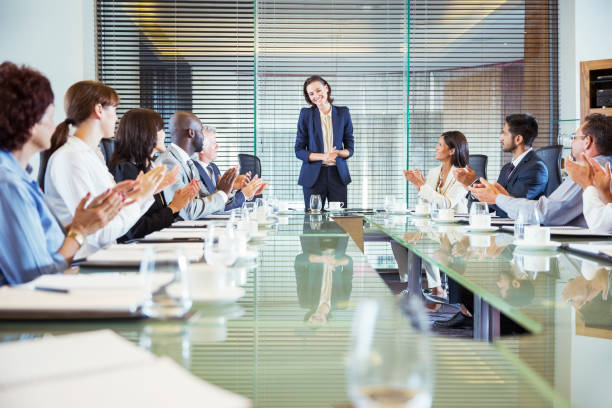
[583,113,612,156]
[109,108,164,171]
[42,80,119,168]
[505,113,538,147]
[0,61,54,151]
[303,75,334,106]
[441,130,469,168]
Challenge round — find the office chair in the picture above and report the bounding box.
[535,145,563,196]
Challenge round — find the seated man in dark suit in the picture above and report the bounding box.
[455,113,548,217]
[191,125,267,212]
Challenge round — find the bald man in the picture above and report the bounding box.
[154,112,237,220]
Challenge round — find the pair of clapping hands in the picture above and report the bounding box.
[217,166,269,200]
[565,154,612,204]
[403,168,426,189]
[453,166,511,204]
[66,164,178,238]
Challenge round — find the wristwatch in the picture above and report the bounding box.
[66,229,85,247]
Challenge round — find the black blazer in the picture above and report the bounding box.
[110,161,179,242]
[493,150,549,218]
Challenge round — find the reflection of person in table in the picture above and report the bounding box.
[295,236,353,324]
[563,266,611,330]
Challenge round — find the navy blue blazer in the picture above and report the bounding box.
[294,105,354,188]
[493,149,548,217]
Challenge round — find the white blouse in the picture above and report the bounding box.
[582,186,612,233]
[44,136,153,257]
[418,164,468,213]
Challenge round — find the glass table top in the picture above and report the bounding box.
[0,214,567,407]
[366,214,612,408]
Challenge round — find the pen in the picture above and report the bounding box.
[35,286,70,294]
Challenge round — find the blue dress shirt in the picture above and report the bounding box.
[0,150,67,286]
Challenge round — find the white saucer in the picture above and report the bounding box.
[192,286,245,304]
[513,240,561,251]
[433,218,458,224]
[463,226,498,233]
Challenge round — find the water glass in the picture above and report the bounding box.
[347,297,433,408]
[140,248,192,319]
[514,207,540,241]
[469,202,490,227]
[204,222,238,266]
[383,195,396,213]
[309,194,322,213]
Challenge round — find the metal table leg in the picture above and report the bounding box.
[390,241,425,301]
[473,294,500,342]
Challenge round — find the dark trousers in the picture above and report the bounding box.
[302,166,348,210]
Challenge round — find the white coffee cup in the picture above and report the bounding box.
[523,225,550,243]
[470,213,491,228]
[523,254,550,272]
[328,201,345,211]
[437,208,455,221]
[415,203,429,215]
[189,264,228,298]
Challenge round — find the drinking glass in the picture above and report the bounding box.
[383,195,396,213]
[514,207,540,241]
[255,198,269,223]
[347,297,433,408]
[309,194,322,213]
[140,247,192,319]
[469,202,490,227]
[204,222,238,267]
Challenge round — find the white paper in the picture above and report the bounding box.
[85,243,204,265]
[172,220,213,228]
[0,330,250,407]
[502,225,611,237]
[569,243,612,257]
[0,330,153,389]
[145,230,206,240]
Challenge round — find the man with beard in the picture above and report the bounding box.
[455,113,548,217]
[470,114,612,227]
[155,112,237,220]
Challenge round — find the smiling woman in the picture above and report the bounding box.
[295,75,355,210]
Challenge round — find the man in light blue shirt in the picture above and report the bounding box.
[470,114,612,227]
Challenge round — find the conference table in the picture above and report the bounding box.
[3,212,610,407]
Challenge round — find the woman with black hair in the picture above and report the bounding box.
[109,108,199,242]
[404,130,470,213]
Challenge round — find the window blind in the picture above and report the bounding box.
[256,0,408,208]
[97,0,255,169]
[408,0,559,205]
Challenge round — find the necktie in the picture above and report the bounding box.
[191,160,216,192]
[498,163,515,187]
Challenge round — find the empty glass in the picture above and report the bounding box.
[469,202,490,227]
[347,297,433,408]
[140,247,192,319]
[383,195,396,213]
[309,194,322,213]
[514,207,540,241]
[204,222,238,267]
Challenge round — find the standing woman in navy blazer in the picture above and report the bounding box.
[295,75,354,209]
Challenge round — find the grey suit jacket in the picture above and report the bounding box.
[495,155,612,227]
[154,144,226,220]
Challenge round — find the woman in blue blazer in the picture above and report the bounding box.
[295,75,354,209]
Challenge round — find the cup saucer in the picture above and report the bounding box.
[513,240,561,251]
[191,286,245,304]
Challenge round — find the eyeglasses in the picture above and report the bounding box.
[570,133,587,141]
[561,132,588,147]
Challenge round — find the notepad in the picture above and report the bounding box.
[171,220,214,228]
[0,330,251,407]
[0,274,148,319]
[83,243,204,266]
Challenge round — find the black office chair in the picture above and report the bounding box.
[535,145,563,196]
[468,154,488,181]
[99,138,116,168]
[238,154,262,178]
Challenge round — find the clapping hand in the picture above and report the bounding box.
[233,170,251,190]
[403,168,426,189]
[454,166,478,187]
[154,164,180,195]
[216,166,239,195]
[70,190,125,236]
[565,154,594,189]
[584,155,612,204]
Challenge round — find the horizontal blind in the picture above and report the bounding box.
[408,0,558,206]
[97,0,255,169]
[256,0,408,208]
